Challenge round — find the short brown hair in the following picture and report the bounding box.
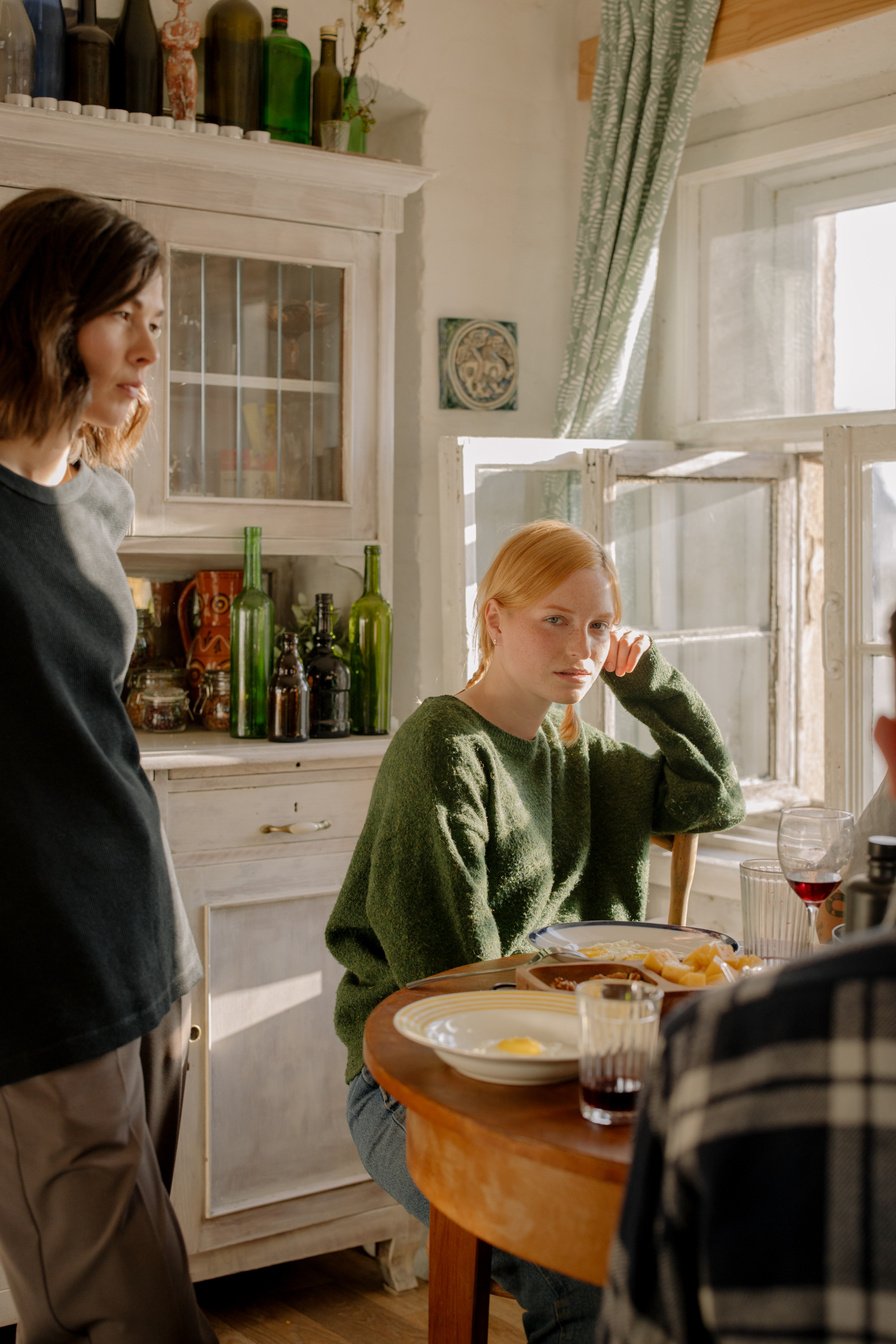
[466,519,622,743]
[0,188,162,469]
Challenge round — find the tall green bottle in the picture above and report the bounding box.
[348,543,392,735]
[230,525,274,738]
[205,0,263,131]
[263,6,310,144]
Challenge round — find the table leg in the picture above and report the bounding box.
[428,1205,492,1344]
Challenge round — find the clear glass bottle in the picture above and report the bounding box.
[22,0,61,99]
[0,0,34,98]
[305,592,350,738]
[205,0,263,132]
[263,6,310,144]
[111,0,162,115]
[268,631,309,742]
[348,544,392,735]
[65,0,111,106]
[229,525,274,738]
[310,22,341,147]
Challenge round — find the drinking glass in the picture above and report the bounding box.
[776,807,855,940]
[576,980,663,1126]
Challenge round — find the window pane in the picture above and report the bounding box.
[473,468,581,579]
[167,249,344,502]
[613,634,771,780]
[615,478,772,632]
[699,172,896,420]
[871,463,896,641]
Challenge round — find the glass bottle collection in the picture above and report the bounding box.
[1,0,348,146]
[127,528,392,740]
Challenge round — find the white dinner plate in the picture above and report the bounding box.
[393,990,580,1086]
[528,919,739,961]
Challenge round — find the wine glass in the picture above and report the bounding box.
[776,807,855,939]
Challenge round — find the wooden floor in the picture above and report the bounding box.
[0,1247,527,1342]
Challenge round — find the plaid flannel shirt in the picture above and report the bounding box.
[597,932,896,1344]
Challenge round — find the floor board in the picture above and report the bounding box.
[0,1248,526,1342]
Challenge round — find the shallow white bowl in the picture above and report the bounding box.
[393,990,580,1086]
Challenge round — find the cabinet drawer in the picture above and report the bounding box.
[167,776,373,854]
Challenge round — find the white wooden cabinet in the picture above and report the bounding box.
[148,735,420,1286]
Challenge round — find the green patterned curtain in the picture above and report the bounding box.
[555,0,720,437]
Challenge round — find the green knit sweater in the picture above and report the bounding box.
[326,646,744,1081]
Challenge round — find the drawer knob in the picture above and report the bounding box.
[259,820,333,834]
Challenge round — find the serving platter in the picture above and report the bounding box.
[528,919,739,961]
[392,989,579,1085]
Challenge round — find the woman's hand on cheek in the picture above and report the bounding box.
[603,627,651,676]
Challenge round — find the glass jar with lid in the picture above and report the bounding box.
[142,685,190,733]
[198,667,231,732]
[128,666,190,730]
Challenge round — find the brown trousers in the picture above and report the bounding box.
[0,999,217,1344]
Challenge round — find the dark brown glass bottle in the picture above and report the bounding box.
[205,0,263,131]
[65,0,111,106]
[268,632,309,742]
[111,0,161,114]
[310,23,342,147]
[305,593,350,738]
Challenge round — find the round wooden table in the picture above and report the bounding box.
[363,959,634,1344]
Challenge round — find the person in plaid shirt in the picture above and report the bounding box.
[597,612,896,1344]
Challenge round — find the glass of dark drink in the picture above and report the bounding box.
[776,806,855,939]
[576,980,664,1126]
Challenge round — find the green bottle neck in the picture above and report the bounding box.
[243,527,263,589]
[363,547,381,596]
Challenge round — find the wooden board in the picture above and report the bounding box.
[578,0,896,100]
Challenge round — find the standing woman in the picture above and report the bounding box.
[326,519,745,1343]
[0,189,216,1343]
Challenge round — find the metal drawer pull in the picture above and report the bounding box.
[259,820,333,835]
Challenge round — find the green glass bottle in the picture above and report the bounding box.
[230,525,274,738]
[348,544,392,735]
[263,6,310,144]
[205,0,263,131]
[310,22,341,147]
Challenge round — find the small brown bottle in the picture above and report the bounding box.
[268,631,309,742]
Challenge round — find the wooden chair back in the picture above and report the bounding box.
[650,832,698,927]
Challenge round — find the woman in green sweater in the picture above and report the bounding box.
[326,519,744,1342]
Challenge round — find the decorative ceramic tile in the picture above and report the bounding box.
[438,317,518,410]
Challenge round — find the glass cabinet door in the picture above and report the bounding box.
[168,250,344,504]
[131,205,379,543]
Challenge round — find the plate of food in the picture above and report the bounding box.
[392,990,579,1085]
[528,919,739,963]
[517,943,764,1008]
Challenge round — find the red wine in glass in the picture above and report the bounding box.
[785,871,842,905]
[580,1077,640,1114]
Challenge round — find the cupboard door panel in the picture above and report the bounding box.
[204,891,364,1219]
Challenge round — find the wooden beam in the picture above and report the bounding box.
[578,0,896,100]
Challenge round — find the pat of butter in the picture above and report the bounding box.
[495,1036,545,1055]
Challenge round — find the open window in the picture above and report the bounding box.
[439,436,805,821]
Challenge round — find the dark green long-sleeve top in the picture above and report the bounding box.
[326,646,745,1082]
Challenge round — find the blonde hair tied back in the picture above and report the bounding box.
[465,520,622,744]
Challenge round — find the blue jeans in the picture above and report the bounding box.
[347,1065,602,1344]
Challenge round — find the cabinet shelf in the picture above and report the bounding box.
[170,370,340,395]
